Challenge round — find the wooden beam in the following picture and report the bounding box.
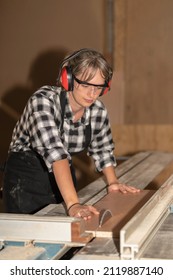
[85,190,155,238]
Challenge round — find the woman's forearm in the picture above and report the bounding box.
[102,165,119,186]
[52,159,79,209]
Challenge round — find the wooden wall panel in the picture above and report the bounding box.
[124,0,173,124]
[112,125,173,156]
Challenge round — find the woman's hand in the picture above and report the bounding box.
[107,182,140,194]
[67,203,99,220]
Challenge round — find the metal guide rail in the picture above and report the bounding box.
[0,215,93,260]
[120,176,173,260]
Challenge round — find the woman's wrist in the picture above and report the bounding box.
[67,202,80,214]
[108,181,120,187]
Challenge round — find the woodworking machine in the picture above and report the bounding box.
[0,162,173,260]
[0,215,94,260]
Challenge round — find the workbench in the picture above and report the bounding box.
[1,151,173,260]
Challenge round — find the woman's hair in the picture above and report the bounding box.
[61,48,113,83]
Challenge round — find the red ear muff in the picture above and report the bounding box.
[101,80,111,95]
[60,66,73,91]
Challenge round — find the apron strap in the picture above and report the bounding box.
[59,91,91,149]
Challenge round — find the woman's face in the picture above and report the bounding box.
[71,68,106,108]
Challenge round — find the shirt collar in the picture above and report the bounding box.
[64,93,90,125]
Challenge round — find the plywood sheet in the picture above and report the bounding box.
[85,190,155,238]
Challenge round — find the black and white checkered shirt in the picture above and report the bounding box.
[9,86,116,172]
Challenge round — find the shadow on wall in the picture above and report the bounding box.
[2,48,68,116]
[0,48,68,197]
[0,47,101,196]
[0,48,68,208]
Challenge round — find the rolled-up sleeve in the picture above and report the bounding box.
[27,94,70,171]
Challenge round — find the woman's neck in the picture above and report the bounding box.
[69,92,85,122]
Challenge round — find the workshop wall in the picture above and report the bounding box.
[0,0,106,201]
[1,0,173,199]
[112,125,173,157]
[110,0,173,125]
[0,0,105,161]
[109,0,173,157]
[124,0,173,124]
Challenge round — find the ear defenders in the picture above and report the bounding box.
[59,48,111,95]
[60,66,74,91]
[101,80,111,95]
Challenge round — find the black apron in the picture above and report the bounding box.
[3,91,91,214]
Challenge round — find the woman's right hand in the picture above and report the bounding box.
[68,203,99,220]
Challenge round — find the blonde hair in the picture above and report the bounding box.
[61,49,113,83]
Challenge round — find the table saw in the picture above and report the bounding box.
[0,151,173,260]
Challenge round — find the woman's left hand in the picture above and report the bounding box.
[107,182,140,194]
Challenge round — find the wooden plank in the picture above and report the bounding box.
[36,152,173,217]
[147,160,173,190]
[36,151,173,216]
[116,151,151,178]
[71,221,93,243]
[36,152,151,216]
[73,151,173,214]
[77,152,151,204]
[84,190,155,238]
[73,190,155,260]
[118,152,173,189]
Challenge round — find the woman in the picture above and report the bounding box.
[3,48,139,219]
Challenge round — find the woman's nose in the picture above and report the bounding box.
[87,85,96,96]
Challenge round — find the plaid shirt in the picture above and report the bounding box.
[9,86,116,172]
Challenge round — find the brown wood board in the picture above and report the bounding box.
[71,221,94,243]
[85,190,155,238]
